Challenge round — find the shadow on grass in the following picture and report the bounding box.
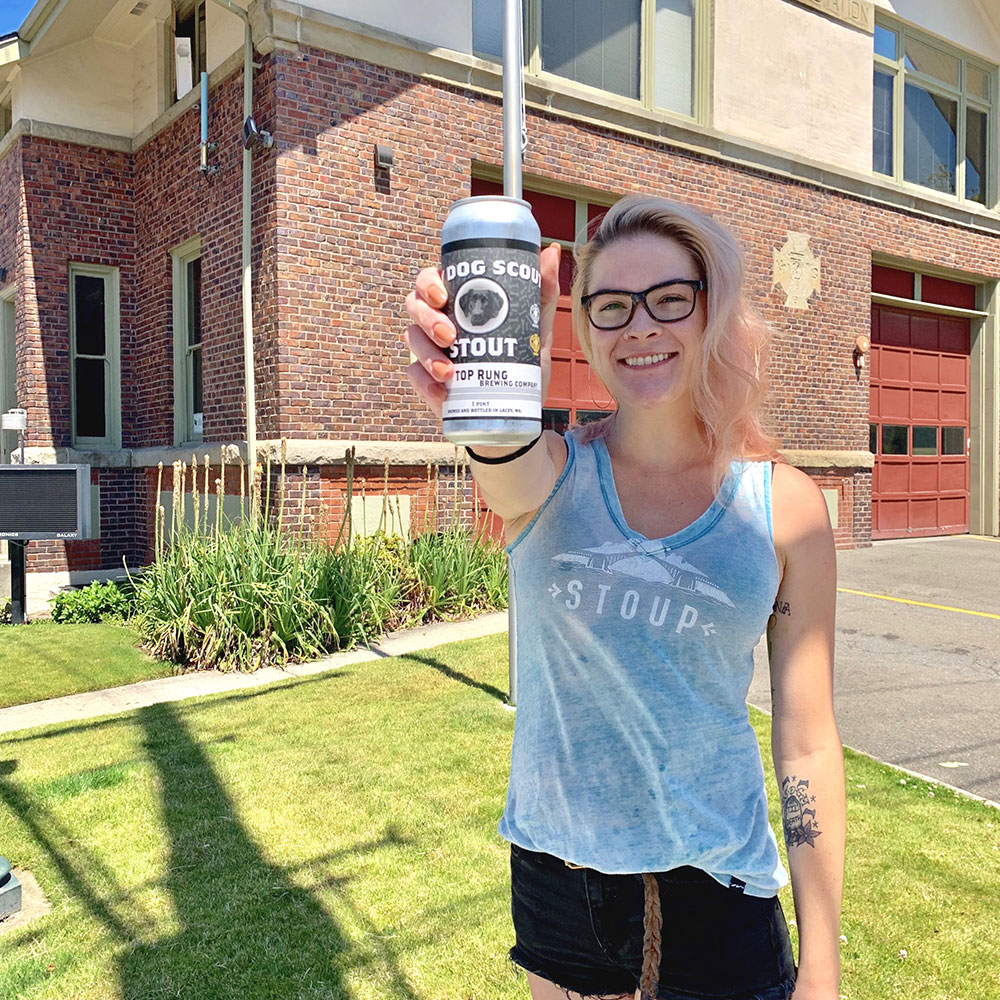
[1,698,425,1000]
[404,653,510,705]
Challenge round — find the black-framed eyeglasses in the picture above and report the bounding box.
[581,279,705,330]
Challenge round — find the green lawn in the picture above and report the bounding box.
[0,622,174,709]
[0,632,997,999]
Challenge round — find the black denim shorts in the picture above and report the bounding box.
[509,843,797,1000]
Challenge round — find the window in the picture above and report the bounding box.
[473,0,702,119]
[173,0,206,101]
[171,236,203,444]
[69,264,121,449]
[0,94,12,140]
[873,18,995,204]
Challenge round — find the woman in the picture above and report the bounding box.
[403,196,845,1000]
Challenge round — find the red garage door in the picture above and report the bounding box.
[870,272,971,539]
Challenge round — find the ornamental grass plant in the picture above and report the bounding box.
[129,443,507,672]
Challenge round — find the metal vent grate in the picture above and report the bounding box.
[129,1,150,15]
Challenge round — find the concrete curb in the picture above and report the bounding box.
[0,612,509,737]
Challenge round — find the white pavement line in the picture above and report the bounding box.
[0,612,510,737]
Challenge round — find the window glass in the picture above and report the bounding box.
[874,24,896,60]
[542,0,641,99]
[75,358,106,439]
[473,0,503,58]
[882,425,908,455]
[967,65,989,100]
[869,423,878,454]
[576,409,614,424]
[904,36,959,87]
[912,426,938,455]
[941,426,965,455]
[542,408,570,434]
[966,107,987,204]
[75,275,106,356]
[186,258,203,439]
[903,83,957,193]
[653,0,694,116]
[873,70,894,176]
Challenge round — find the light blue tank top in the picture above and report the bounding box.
[498,428,787,897]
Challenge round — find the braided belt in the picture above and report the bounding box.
[563,861,662,999]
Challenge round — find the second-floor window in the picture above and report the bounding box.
[873,18,994,205]
[473,0,700,119]
[174,0,206,101]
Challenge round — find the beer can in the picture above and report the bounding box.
[440,195,542,446]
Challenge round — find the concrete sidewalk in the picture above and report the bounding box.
[0,612,510,736]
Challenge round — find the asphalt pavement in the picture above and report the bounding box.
[748,535,1000,806]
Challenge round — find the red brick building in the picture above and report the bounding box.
[1,0,998,592]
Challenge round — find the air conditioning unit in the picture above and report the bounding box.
[0,465,92,540]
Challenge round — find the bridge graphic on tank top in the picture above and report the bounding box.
[550,539,735,608]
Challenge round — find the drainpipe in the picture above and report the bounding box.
[205,0,260,483]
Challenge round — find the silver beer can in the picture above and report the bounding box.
[440,195,542,446]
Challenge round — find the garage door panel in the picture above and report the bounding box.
[939,318,970,353]
[939,497,969,529]
[939,461,967,491]
[547,357,573,402]
[552,302,574,350]
[910,389,939,421]
[573,360,613,409]
[939,354,968,386]
[879,347,911,382]
[876,499,909,531]
[909,462,940,494]
[871,296,970,540]
[909,315,939,350]
[879,311,910,345]
[880,386,911,419]
[909,498,940,528]
[940,391,967,421]
[879,462,910,494]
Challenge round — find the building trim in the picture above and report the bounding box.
[17,441,876,470]
[870,293,990,320]
[3,8,1000,237]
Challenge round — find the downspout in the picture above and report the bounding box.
[205,0,259,482]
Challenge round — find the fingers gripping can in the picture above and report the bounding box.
[440,196,542,446]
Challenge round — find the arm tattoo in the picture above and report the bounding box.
[781,775,822,848]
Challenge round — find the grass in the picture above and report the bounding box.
[0,632,997,1000]
[0,622,173,709]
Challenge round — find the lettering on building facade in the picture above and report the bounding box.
[782,0,874,34]
[773,233,821,311]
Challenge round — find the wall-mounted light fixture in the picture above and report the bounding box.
[854,334,871,369]
[374,144,394,170]
[242,115,274,152]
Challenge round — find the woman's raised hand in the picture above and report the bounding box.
[403,243,563,418]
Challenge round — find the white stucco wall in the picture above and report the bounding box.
[873,0,1000,63]
[305,0,472,53]
[19,39,134,136]
[713,0,874,174]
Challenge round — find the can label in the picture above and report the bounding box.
[441,239,542,423]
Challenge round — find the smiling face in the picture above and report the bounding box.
[584,234,706,412]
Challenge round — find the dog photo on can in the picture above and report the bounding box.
[455,278,509,334]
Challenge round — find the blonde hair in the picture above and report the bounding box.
[570,196,780,481]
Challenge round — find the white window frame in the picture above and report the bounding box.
[172,0,207,103]
[69,263,121,450]
[873,15,996,207]
[171,235,203,446]
[473,0,710,124]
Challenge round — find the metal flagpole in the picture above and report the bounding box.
[502,0,524,707]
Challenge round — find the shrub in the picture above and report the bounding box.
[51,580,136,624]
[128,448,508,672]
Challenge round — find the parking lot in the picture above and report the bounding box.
[749,535,1000,805]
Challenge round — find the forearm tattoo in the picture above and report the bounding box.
[781,775,822,848]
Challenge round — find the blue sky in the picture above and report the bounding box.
[1,0,37,38]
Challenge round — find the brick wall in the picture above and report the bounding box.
[5,43,1000,571]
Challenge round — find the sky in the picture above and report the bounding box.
[1,0,38,38]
